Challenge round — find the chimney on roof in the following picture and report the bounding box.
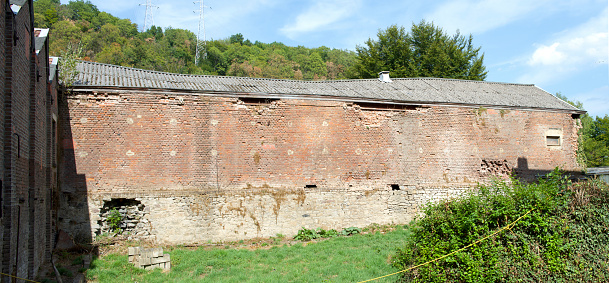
[378,71,392,83]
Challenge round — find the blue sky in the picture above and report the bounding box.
[62,0,608,117]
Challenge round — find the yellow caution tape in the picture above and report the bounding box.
[358,207,535,283]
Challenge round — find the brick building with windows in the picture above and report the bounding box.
[1,0,59,281]
[58,61,583,244]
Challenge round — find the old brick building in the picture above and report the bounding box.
[59,61,583,243]
[1,0,58,281]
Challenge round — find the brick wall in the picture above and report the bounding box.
[59,91,581,243]
[0,0,6,275]
[1,1,57,280]
[31,30,52,275]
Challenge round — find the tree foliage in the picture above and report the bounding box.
[556,93,609,167]
[35,0,356,80]
[354,21,487,80]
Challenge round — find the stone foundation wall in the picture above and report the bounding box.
[70,185,470,243]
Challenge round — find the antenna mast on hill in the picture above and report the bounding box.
[194,0,211,65]
[139,0,159,32]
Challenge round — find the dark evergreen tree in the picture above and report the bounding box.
[354,21,487,80]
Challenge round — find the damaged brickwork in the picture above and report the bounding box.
[58,91,580,243]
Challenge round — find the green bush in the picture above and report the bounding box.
[294,227,359,241]
[393,169,609,282]
[340,227,361,236]
[294,227,320,241]
[318,228,339,238]
[107,208,123,234]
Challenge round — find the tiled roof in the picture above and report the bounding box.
[9,0,26,14]
[72,60,581,112]
[9,0,26,6]
[49,57,59,82]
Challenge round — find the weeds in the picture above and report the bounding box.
[107,208,123,234]
[293,227,360,241]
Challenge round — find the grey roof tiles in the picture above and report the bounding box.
[71,60,581,112]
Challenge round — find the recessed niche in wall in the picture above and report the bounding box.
[239,97,280,104]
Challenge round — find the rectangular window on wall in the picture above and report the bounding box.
[546,136,560,146]
[545,128,562,147]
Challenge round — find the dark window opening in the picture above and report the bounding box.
[390,184,400,191]
[15,133,20,158]
[305,185,317,188]
[102,198,142,211]
[239,97,280,104]
[354,102,421,111]
[572,113,581,119]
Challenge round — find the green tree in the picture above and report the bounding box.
[354,21,487,80]
[65,0,99,22]
[229,33,244,45]
[302,52,327,80]
[34,0,60,26]
[58,42,83,88]
[556,93,609,167]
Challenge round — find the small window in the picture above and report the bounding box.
[239,97,279,104]
[304,185,317,188]
[390,184,400,191]
[546,136,560,146]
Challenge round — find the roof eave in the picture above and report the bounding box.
[67,85,587,115]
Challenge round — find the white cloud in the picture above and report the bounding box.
[528,31,608,67]
[424,0,549,34]
[528,43,566,66]
[280,0,362,39]
[517,8,608,84]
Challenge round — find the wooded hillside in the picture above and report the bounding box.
[34,0,357,80]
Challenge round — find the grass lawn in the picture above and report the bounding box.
[86,225,410,282]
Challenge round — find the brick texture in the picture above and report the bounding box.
[59,91,580,243]
[1,1,57,280]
